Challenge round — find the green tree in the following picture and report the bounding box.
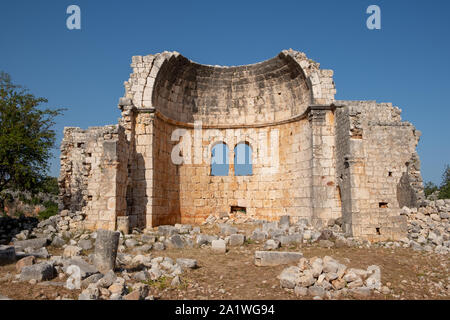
[0,72,64,193]
[439,165,450,199]
[424,181,438,197]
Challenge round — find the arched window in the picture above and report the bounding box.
[211,143,229,176]
[234,142,252,176]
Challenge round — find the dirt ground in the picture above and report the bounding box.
[1,223,449,300]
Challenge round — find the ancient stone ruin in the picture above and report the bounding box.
[59,49,424,242]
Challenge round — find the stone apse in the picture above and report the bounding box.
[59,49,424,241]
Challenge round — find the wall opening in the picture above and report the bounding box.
[234,142,252,176]
[350,129,363,139]
[336,186,342,208]
[376,227,381,235]
[211,142,229,176]
[231,206,246,214]
[379,202,388,208]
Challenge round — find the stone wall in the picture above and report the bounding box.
[335,101,423,241]
[59,125,129,231]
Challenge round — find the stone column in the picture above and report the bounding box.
[133,108,155,230]
[93,230,120,274]
[308,106,337,228]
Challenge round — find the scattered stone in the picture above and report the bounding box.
[78,239,93,251]
[20,262,54,282]
[262,222,279,232]
[168,235,184,249]
[263,239,280,250]
[308,285,325,298]
[97,270,117,288]
[65,265,82,290]
[176,258,197,269]
[63,245,82,258]
[219,224,238,236]
[322,256,339,274]
[294,286,308,296]
[15,256,35,273]
[365,265,381,290]
[78,283,100,300]
[229,234,245,246]
[250,230,268,242]
[254,251,303,267]
[211,239,227,253]
[108,282,125,295]
[381,286,390,295]
[279,216,290,229]
[196,234,217,246]
[81,273,103,289]
[93,230,120,274]
[157,225,178,237]
[171,275,181,286]
[27,247,49,259]
[351,287,372,298]
[278,266,300,289]
[133,271,150,281]
[62,257,99,279]
[123,290,140,300]
[153,242,165,251]
[124,239,138,248]
[51,236,66,247]
[13,238,47,251]
[0,245,16,266]
[318,229,335,241]
[318,240,334,248]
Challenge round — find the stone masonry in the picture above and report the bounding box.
[59,49,424,241]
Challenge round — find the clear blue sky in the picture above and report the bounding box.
[1,0,449,184]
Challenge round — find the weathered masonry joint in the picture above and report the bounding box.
[59,49,424,241]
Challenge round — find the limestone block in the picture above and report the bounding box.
[254,251,303,267]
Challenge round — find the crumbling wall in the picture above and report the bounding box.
[335,101,424,241]
[59,125,129,231]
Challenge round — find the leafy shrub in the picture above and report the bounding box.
[38,200,58,220]
[439,165,450,199]
[424,181,439,197]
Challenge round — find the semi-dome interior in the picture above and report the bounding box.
[152,53,312,125]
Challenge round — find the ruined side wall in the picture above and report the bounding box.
[59,125,129,231]
[335,101,423,241]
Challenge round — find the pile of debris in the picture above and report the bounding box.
[203,212,257,225]
[278,256,387,299]
[400,199,450,254]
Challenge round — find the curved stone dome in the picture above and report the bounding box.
[152,53,311,125]
[123,50,336,126]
